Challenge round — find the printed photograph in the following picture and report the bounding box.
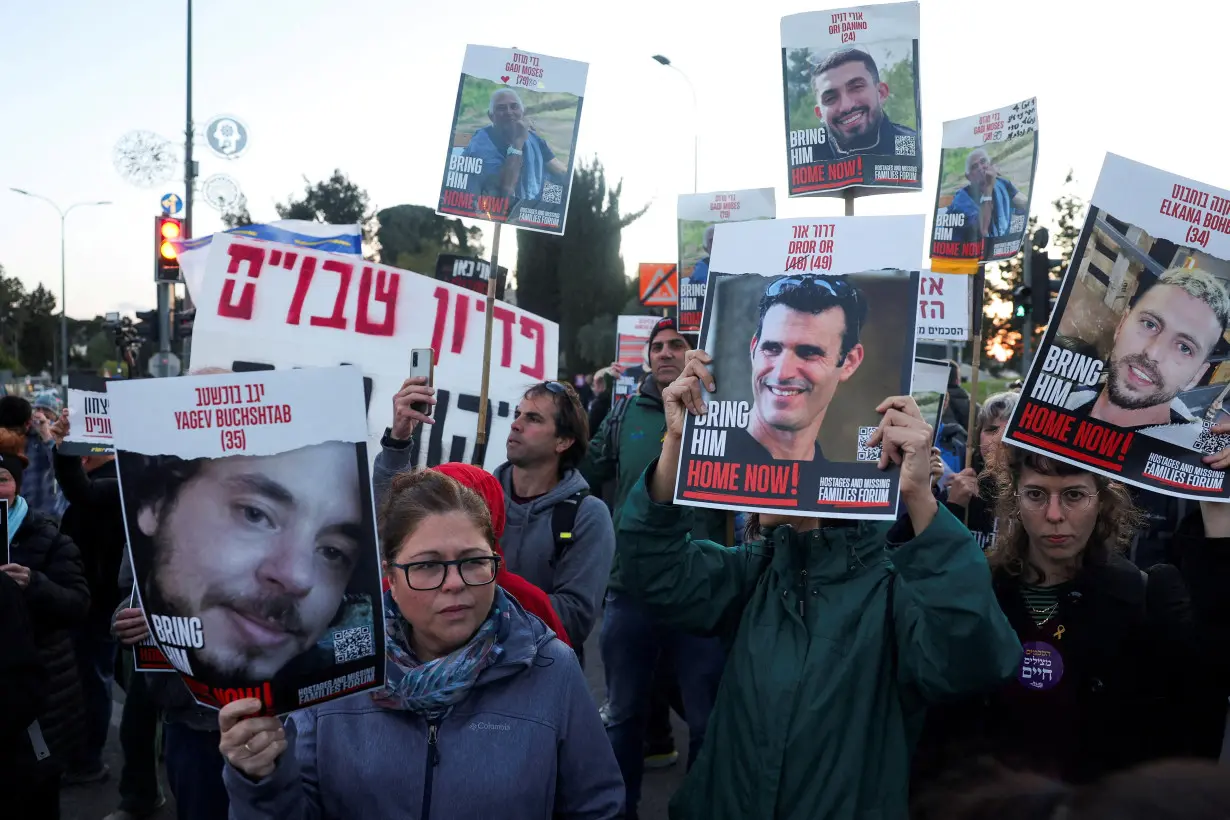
[935,132,1036,250]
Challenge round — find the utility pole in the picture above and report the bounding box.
[183,0,196,309]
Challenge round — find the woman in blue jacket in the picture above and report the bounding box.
[219,469,623,820]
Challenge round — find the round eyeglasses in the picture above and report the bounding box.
[1017,488,1098,513]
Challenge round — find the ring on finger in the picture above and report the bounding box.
[244,742,254,753]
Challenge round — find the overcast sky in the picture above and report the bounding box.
[2,0,1225,320]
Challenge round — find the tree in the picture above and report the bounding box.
[221,194,254,229]
[17,284,57,375]
[981,170,1085,367]
[515,158,649,374]
[0,266,26,367]
[276,170,376,256]
[375,205,484,274]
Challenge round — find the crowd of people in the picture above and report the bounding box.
[2,314,1228,820]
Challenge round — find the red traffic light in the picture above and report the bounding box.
[155,216,184,282]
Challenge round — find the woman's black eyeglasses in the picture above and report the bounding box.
[390,556,502,591]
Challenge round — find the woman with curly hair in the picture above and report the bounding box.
[913,444,1226,803]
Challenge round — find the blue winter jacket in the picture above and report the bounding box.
[223,596,624,820]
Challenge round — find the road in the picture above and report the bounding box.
[62,619,689,819]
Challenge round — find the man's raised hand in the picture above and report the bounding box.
[660,350,715,439]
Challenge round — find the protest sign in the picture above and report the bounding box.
[931,98,1039,274]
[62,374,115,457]
[130,590,175,673]
[435,253,507,301]
[678,215,922,519]
[917,271,970,342]
[437,45,588,235]
[110,366,384,713]
[781,2,921,197]
[677,189,776,333]
[615,315,657,397]
[175,220,362,305]
[188,235,558,471]
[1004,154,1230,500]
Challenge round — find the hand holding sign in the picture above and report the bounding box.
[866,395,938,530]
[662,350,716,439]
[947,467,980,508]
[219,698,287,780]
[114,607,151,645]
[0,564,30,588]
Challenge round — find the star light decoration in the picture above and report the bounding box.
[112,130,179,188]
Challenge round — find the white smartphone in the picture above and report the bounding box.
[410,348,434,416]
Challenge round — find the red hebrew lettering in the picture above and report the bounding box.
[919,300,945,320]
[431,287,449,357]
[285,255,319,325]
[355,266,399,337]
[310,259,352,330]
[923,277,944,296]
[493,306,516,368]
[282,252,298,270]
[270,250,282,266]
[519,316,546,378]
[452,293,470,354]
[218,243,266,320]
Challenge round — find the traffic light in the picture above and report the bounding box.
[176,308,196,340]
[135,309,159,342]
[155,216,183,283]
[1013,284,1032,319]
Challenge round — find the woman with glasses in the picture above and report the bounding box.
[915,444,1205,801]
[217,469,623,820]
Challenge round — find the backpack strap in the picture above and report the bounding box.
[549,490,589,569]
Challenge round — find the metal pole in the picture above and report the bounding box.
[59,212,67,385]
[183,0,196,309]
[843,190,855,216]
[472,221,503,466]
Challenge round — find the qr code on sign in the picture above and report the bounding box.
[894,134,916,157]
[333,626,374,664]
[856,426,882,462]
[541,181,564,204]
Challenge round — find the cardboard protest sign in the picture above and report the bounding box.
[615,315,658,397]
[781,2,921,197]
[111,366,384,712]
[1004,154,1230,500]
[62,374,114,457]
[917,271,970,342]
[931,98,1039,274]
[677,216,922,519]
[130,590,175,673]
[435,254,507,300]
[437,45,588,235]
[677,189,776,333]
[188,235,559,471]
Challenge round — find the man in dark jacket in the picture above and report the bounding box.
[580,318,728,819]
[1,427,90,818]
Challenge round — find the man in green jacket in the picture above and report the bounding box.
[618,350,1022,820]
[580,318,727,818]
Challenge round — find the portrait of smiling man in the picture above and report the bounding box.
[1064,266,1230,448]
[740,274,869,462]
[126,440,370,683]
[810,48,916,159]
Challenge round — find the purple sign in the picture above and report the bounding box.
[1018,640,1065,691]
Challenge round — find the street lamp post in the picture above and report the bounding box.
[651,55,698,193]
[9,189,111,384]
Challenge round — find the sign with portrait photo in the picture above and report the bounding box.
[781,2,922,197]
[130,590,175,673]
[931,98,1039,274]
[62,374,115,457]
[1004,154,1230,500]
[677,189,776,333]
[437,44,588,235]
[110,366,384,713]
[675,215,923,519]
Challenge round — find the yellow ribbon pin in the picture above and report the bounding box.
[1053,625,1066,641]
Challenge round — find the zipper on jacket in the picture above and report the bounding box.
[798,569,808,620]
[421,719,441,819]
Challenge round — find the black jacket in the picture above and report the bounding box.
[913,554,1197,792]
[8,509,90,772]
[0,573,49,788]
[55,452,125,623]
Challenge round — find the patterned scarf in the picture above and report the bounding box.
[370,587,511,717]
